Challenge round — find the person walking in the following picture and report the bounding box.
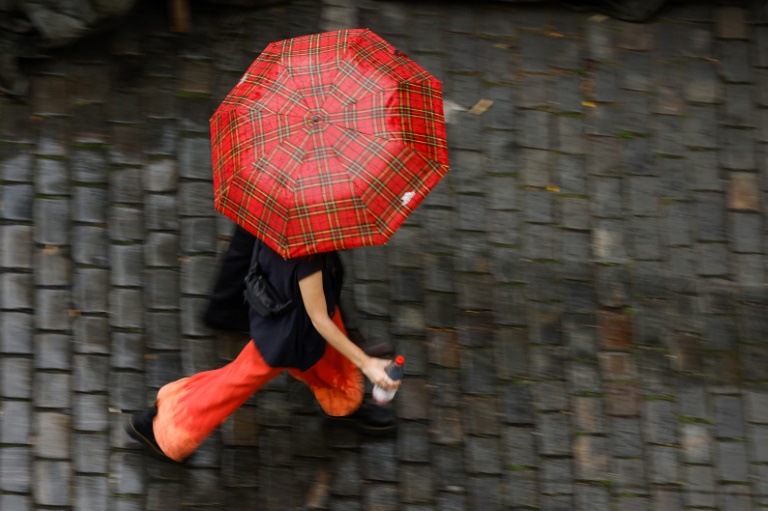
[126,227,400,463]
[126,28,449,464]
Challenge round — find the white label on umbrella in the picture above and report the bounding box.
[401,191,415,206]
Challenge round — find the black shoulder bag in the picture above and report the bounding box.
[243,241,295,317]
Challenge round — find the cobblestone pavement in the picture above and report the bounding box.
[2,0,768,509]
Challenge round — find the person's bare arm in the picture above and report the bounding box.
[299,270,399,390]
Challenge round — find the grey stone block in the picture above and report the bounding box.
[573,435,610,481]
[592,176,623,218]
[557,115,584,155]
[518,74,551,109]
[468,476,503,511]
[434,445,466,492]
[0,146,33,182]
[74,355,110,392]
[145,194,179,231]
[181,297,211,336]
[541,457,573,495]
[37,120,67,155]
[520,110,551,150]
[71,148,108,184]
[523,223,559,260]
[1,183,33,221]
[146,352,182,388]
[504,470,536,509]
[695,192,726,241]
[0,447,31,492]
[537,412,571,455]
[729,212,762,253]
[72,226,109,267]
[719,41,751,83]
[73,394,109,432]
[750,425,768,463]
[111,452,145,495]
[450,148,484,195]
[35,247,71,287]
[1,312,33,354]
[520,148,551,188]
[110,245,142,288]
[722,127,756,170]
[723,84,754,127]
[684,105,718,148]
[144,159,177,193]
[34,460,72,505]
[486,176,518,213]
[73,316,110,354]
[331,453,361,496]
[0,400,31,444]
[0,495,30,511]
[457,194,488,231]
[75,476,109,511]
[621,51,652,91]
[644,400,677,445]
[629,218,661,261]
[34,372,71,408]
[180,255,217,295]
[111,332,145,370]
[618,91,651,134]
[34,412,71,458]
[34,198,69,246]
[558,154,587,195]
[685,59,720,103]
[586,18,616,62]
[401,464,434,504]
[36,289,71,331]
[685,465,715,507]
[109,288,143,329]
[73,268,109,313]
[716,441,749,482]
[36,157,68,195]
[485,130,517,175]
[1,358,32,398]
[611,418,643,457]
[144,270,180,310]
[575,486,610,511]
[448,34,479,73]
[110,371,147,411]
[144,118,178,157]
[145,232,179,267]
[179,137,212,180]
[110,206,144,242]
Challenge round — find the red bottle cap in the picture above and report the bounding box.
[395,355,405,365]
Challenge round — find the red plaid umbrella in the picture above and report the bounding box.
[210,29,449,259]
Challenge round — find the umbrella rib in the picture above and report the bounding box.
[321,128,390,238]
[278,54,317,113]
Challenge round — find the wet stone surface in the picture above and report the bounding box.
[0,0,767,509]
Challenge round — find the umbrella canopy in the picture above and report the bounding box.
[210,29,449,259]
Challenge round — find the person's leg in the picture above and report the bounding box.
[202,225,256,332]
[288,309,397,433]
[129,340,282,462]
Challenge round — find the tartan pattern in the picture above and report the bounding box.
[211,29,449,258]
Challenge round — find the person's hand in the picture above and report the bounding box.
[361,357,402,391]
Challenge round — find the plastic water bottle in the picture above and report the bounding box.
[372,355,405,404]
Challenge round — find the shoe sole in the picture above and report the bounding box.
[125,416,184,465]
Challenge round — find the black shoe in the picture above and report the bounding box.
[125,407,181,464]
[327,403,397,435]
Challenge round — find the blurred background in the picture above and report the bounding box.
[1,0,768,510]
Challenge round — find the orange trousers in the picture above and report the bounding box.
[153,310,363,462]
